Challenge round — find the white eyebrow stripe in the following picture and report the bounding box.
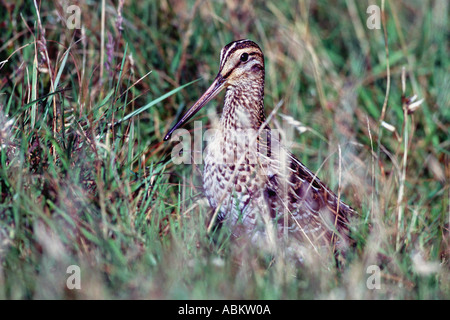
[220,42,237,69]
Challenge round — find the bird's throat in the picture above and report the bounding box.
[221,83,265,131]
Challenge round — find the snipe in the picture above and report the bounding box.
[164,39,356,258]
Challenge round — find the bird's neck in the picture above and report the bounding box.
[221,81,265,131]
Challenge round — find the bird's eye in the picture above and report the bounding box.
[240,53,249,62]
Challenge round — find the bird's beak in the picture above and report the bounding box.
[164,74,226,141]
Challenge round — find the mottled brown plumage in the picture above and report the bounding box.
[165,40,356,260]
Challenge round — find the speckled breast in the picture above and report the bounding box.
[202,129,268,233]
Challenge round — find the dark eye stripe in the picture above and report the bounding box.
[221,51,262,69]
[249,52,262,57]
[222,58,263,79]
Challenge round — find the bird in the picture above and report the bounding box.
[164,39,357,261]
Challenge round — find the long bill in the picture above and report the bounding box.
[164,74,226,141]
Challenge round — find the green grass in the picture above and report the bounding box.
[0,0,448,299]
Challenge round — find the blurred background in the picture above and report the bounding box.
[0,0,448,299]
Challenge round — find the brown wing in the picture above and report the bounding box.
[263,150,357,249]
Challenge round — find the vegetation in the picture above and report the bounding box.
[0,0,448,299]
